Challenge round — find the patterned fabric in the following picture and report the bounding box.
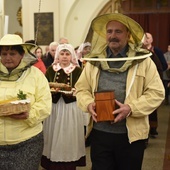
[0,132,43,170]
[53,63,76,74]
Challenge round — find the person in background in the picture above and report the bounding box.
[42,45,50,60]
[0,34,52,170]
[142,34,163,79]
[24,39,38,53]
[76,42,91,67]
[74,46,79,53]
[58,37,69,44]
[76,42,92,144]
[163,45,170,105]
[24,40,46,74]
[143,32,167,137]
[143,32,168,79]
[41,43,86,170]
[33,46,46,74]
[25,39,37,45]
[42,41,58,69]
[75,13,165,170]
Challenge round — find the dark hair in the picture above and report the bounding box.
[74,46,79,50]
[35,46,43,53]
[25,39,38,45]
[60,49,70,53]
[0,45,25,55]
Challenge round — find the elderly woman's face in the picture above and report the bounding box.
[0,47,24,71]
[58,50,72,66]
[106,20,130,54]
[82,46,91,56]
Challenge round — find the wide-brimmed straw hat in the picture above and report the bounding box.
[0,34,36,51]
[91,13,144,45]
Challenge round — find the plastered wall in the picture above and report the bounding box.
[22,0,110,48]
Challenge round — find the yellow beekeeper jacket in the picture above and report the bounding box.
[0,61,52,145]
[75,56,165,143]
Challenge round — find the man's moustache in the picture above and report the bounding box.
[109,38,119,43]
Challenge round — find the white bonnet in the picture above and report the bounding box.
[77,42,91,53]
[54,43,78,64]
[76,42,91,59]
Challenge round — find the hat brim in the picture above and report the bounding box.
[0,42,36,47]
[22,43,37,50]
[0,43,37,51]
[91,13,144,45]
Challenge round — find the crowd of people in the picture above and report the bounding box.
[0,12,169,170]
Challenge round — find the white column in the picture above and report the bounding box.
[4,15,9,35]
[0,0,4,37]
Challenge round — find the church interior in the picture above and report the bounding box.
[0,0,170,170]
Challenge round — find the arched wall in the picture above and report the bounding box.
[62,0,110,47]
[22,0,111,48]
[22,0,60,43]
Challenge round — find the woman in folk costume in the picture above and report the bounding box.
[41,43,86,170]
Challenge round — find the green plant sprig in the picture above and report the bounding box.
[17,90,27,100]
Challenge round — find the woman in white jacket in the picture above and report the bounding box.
[0,34,52,170]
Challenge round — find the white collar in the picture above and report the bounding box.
[52,63,76,74]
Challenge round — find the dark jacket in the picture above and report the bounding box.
[154,47,168,71]
[42,52,54,69]
[46,65,82,104]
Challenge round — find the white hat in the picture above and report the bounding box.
[0,34,36,51]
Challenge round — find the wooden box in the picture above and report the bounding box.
[95,91,115,122]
